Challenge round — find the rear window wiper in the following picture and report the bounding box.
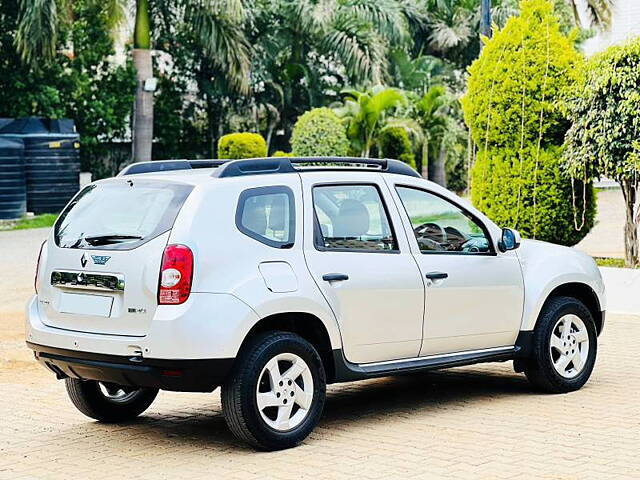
[83,234,143,246]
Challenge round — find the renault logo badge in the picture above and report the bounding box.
[80,253,88,268]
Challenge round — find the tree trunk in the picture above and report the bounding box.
[132,0,153,162]
[480,0,492,39]
[206,96,221,158]
[421,141,429,179]
[132,49,154,162]
[362,137,371,157]
[620,179,639,267]
[431,143,447,187]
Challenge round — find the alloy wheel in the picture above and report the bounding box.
[255,352,314,432]
[549,314,590,379]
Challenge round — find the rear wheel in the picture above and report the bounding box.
[65,378,158,422]
[221,331,326,451]
[524,296,597,393]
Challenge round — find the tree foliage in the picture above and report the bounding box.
[0,0,135,177]
[334,86,406,157]
[463,0,595,245]
[291,108,349,157]
[472,146,595,245]
[377,126,416,168]
[564,38,640,265]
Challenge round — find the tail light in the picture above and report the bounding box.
[158,244,193,305]
[34,240,46,294]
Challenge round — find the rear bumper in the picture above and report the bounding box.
[26,293,260,359]
[28,342,233,392]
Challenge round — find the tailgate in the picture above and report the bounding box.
[38,233,169,336]
[36,177,193,336]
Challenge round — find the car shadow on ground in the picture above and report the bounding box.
[54,365,533,453]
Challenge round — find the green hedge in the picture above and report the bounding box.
[377,126,416,169]
[471,147,595,246]
[291,108,349,157]
[462,0,595,245]
[272,150,293,157]
[217,132,268,159]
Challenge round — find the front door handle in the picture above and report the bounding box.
[322,273,349,282]
[425,271,448,280]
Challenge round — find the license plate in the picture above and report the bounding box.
[58,293,114,317]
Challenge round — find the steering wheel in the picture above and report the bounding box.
[414,222,446,251]
[444,226,468,250]
[460,237,489,253]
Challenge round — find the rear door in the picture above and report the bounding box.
[301,173,425,364]
[36,178,192,336]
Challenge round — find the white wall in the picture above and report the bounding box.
[583,0,640,55]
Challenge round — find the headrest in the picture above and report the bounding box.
[333,199,370,237]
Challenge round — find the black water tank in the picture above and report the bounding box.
[0,137,26,219]
[0,118,80,214]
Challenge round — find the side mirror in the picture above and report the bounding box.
[498,228,521,252]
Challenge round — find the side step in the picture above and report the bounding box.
[332,346,520,383]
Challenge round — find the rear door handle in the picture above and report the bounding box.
[322,273,349,282]
[425,271,448,280]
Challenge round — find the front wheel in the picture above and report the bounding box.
[221,331,326,451]
[524,296,597,393]
[65,379,158,422]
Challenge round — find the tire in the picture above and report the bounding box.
[221,331,326,451]
[65,378,158,423]
[524,296,598,393]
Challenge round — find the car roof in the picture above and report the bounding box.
[117,157,421,181]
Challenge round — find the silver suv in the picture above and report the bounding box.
[27,157,605,450]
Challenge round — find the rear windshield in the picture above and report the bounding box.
[54,179,193,250]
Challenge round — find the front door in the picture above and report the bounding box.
[388,181,524,356]
[301,173,425,364]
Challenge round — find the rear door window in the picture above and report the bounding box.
[236,186,295,248]
[55,179,193,250]
[312,184,398,252]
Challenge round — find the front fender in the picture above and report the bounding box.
[518,240,605,331]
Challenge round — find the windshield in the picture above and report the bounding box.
[55,179,193,250]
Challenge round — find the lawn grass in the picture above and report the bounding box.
[1,214,57,231]
[594,257,638,269]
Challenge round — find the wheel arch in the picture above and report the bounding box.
[546,283,603,334]
[236,312,337,383]
[529,282,604,335]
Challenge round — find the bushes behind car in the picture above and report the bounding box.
[218,133,268,159]
[462,0,595,246]
[471,146,595,246]
[377,126,416,169]
[291,108,350,157]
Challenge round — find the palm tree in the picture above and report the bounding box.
[568,0,613,28]
[251,0,427,143]
[415,85,452,184]
[15,0,251,162]
[334,86,407,157]
[475,0,614,33]
[388,49,450,93]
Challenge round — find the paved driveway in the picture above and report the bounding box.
[1,314,638,480]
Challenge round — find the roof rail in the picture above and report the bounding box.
[214,157,421,178]
[118,159,225,176]
[118,157,422,179]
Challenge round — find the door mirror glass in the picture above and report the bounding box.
[499,228,521,252]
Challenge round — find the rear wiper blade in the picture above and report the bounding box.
[83,234,143,246]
